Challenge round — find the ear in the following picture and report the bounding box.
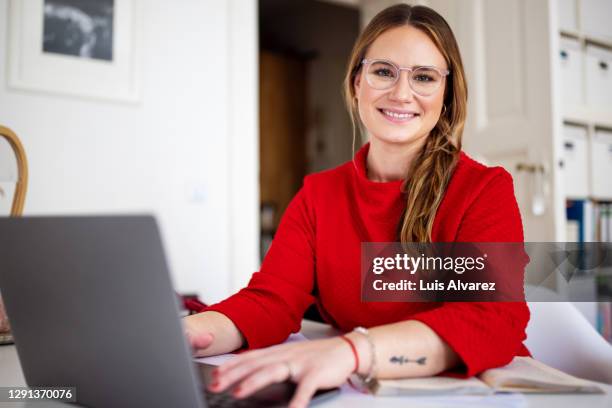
[353,72,361,98]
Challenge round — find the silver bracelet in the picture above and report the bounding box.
[353,326,377,383]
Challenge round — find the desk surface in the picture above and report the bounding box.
[1,321,611,408]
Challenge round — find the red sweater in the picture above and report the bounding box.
[205,143,530,376]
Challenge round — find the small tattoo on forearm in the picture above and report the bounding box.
[389,356,427,365]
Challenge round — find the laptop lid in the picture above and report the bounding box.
[0,216,205,408]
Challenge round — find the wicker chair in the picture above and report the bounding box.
[0,125,28,216]
[0,125,28,340]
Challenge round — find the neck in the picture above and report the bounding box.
[366,137,428,182]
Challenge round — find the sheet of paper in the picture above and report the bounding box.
[194,332,308,366]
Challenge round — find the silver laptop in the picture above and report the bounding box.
[0,216,339,407]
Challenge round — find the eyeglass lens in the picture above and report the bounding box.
[365,60,444,96]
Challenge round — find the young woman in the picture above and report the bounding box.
[184,4,530,408]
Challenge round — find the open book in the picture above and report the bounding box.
[369,357,604,395]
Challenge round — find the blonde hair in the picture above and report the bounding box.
[343,4,468,243]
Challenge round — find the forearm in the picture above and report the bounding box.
[346,320,460,379]
[183,311,245,356]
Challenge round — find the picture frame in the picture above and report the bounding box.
[7,0,140,103]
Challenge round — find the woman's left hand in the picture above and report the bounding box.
[0,298,10,333]
[209,337,355,408]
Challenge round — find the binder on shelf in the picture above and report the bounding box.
[564,200,612,242]
[566,219,580,242]
[597,302,612,343]
[594,203,612,344]
[566,199,594,242]
[599,203,611,242]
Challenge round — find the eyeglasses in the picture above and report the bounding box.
[361,58,450,96]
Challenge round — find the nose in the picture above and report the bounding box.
[388,71,414,102]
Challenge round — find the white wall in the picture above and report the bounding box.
[0,0,259,303]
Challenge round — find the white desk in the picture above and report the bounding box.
[1,321,611,408]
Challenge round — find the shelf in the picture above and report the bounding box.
[560,29,581,40]
[560,30,612,50]
[565,198,612,206]
[562,106,612,129]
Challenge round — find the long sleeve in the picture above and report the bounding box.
[204,184,316,349]
[197,144,531,369]
[409,170,531,377]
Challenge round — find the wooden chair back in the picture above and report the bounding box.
[0,125,28,216]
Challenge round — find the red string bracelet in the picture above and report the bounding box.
[339,335,359,373]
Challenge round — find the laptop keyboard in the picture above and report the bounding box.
[199,362,291,408]
[206,391,269,408]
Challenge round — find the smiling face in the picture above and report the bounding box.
[354,25,448,148]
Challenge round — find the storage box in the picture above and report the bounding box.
[585,44,612,107]
[562,124,589,198]
[590,129,612,199]
[580,0,612,41]
[557,0,577,32]
[559,38,584,107]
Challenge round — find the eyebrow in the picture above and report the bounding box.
[412,65,443,70]
[368,58,447,70]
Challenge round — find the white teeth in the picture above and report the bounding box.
[382,109,416,119]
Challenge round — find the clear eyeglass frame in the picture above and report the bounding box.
[361,58,451,96]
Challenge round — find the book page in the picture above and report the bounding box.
[479,357,603,393]
[372,375,492,396]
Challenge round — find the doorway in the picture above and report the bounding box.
[258,0,360,259]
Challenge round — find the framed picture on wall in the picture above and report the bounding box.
[7,0,140,102]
